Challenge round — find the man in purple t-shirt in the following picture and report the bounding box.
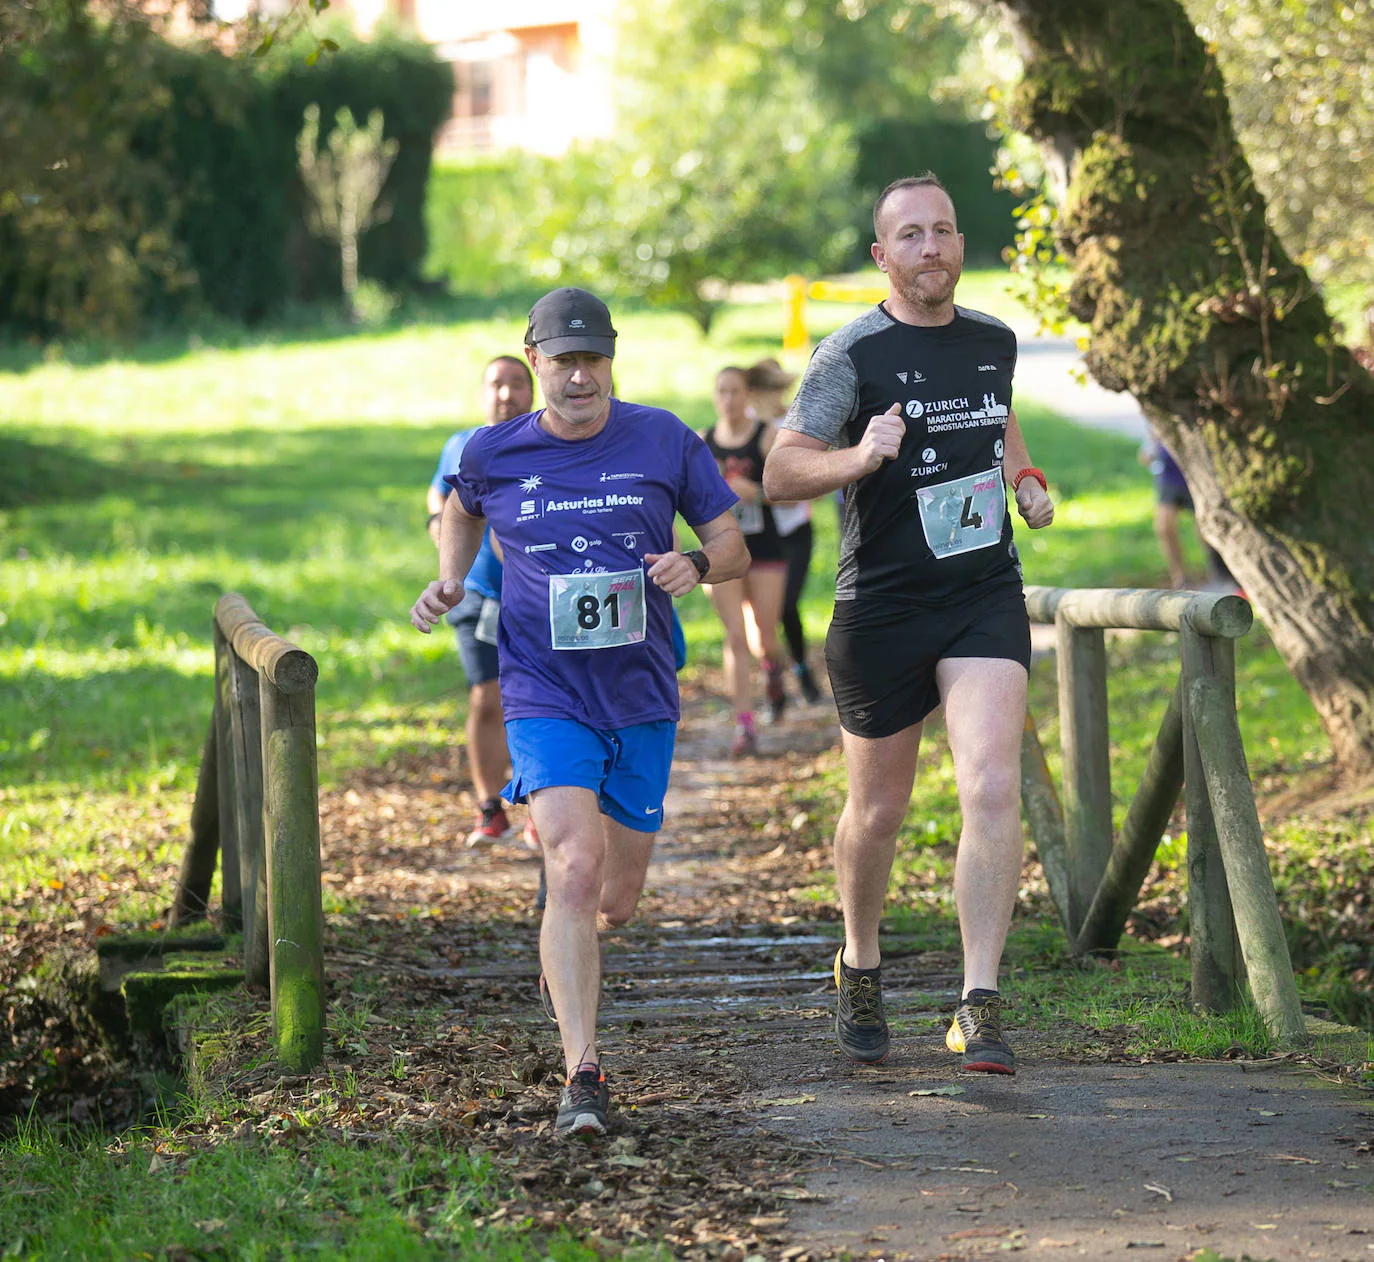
[410,287,748,1138]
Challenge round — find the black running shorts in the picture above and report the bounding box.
[825,585,1031,738]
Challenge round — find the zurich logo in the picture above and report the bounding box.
[905,400,925,419]
[922,447,937,463]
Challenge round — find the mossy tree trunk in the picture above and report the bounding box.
[990,0,1374,779]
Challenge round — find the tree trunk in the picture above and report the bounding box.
[990,0,1374,780]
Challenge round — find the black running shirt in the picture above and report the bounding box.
[782,304,1022,614]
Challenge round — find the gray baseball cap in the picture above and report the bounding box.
[524,287,617,358]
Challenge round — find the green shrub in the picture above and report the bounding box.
[0,12,452,337]
[424,154,542,296]
[260,26,454,302]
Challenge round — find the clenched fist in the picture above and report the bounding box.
[1015,481,1055,529]
[856,402,905,474]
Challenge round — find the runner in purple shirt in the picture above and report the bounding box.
[410,288,749,1138]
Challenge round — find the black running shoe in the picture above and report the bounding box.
[764,661,787,724]
[946,989,1015,1074]
[833,948,890,1064]
[555,1066,609,1138]
[794,662,822,705]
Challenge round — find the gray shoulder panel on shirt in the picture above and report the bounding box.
[780,306,893,448]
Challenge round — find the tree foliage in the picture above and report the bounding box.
[0,1,194,336]
[1184,0,1374,322]
[529,0,857,332]
[521,0,1024,331]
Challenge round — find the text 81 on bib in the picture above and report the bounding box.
[548,568,647,650]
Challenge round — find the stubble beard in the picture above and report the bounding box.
[547,390,609,433]
[891,262,960,313]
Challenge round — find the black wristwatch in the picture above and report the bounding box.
[684,549,710,582]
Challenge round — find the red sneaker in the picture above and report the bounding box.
[729,725,758,758]
[465,799,511,847]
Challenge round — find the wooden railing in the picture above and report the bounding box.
[171,594,325,1071]
[1020,585,1309,1047]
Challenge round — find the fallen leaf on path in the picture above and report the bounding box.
[754,1094,815,1107]
[908,1085,965,1097]
[1143,1182,1173,1201]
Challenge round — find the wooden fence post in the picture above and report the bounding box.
[1074,678,1185,955]
[1055,618,1114,937]
[1019,707,1073,935]
[1180,617,1242,1011]
[1190,677,1310,1048]
[170,714,220,927]
[260,675,325,1072]
[212,621,242,932]
[228,650,269,990]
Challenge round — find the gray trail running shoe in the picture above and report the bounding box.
[946,989,1015,1074]
[555,1067,609,1138]
[833,947,890,1064]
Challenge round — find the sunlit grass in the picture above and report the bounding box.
[0,276,1330,914]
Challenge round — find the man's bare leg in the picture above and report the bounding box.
[937,657,1028,995]
[529,784,609,1075]
[835,724,921,969]
[466,679,508,804]
[598,817,655,930]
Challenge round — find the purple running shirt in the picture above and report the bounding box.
[446,399,736,727]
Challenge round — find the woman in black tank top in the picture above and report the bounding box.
[702,367,790,755]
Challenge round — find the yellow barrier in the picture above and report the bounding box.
[781,274,888,352]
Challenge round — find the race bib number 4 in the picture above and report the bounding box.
[548,568,647,650]
[914,467,1006,559]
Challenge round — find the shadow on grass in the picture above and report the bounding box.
[0,435,118,511]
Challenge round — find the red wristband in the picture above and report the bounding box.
[1012,467,1047,493]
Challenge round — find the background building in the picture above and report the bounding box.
[342,0,617,155]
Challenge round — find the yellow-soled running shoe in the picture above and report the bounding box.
[946,989,1015,1074]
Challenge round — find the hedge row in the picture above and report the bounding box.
[2,11,452,336]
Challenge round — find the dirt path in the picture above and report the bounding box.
[292,678,1374,1261]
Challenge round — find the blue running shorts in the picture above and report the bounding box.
[502,717,676,834]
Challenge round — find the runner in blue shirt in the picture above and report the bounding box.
[410,288,749,1138]
[427,356,535,846]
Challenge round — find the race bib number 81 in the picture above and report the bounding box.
[914,467,1006,559]
[548,568,647,650]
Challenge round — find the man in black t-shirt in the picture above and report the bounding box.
[763,173,1054,1075]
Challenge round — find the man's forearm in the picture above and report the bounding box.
[763,444,868,502]
[437,498,486,586]
[1001,408,1034,483]
[700,528,750,583]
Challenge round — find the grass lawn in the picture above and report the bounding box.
[0,273,1323,904]
[1,273,1364,1257]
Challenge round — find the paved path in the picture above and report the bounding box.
[1014,335,1147,441]
[431,693,1374,1262]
